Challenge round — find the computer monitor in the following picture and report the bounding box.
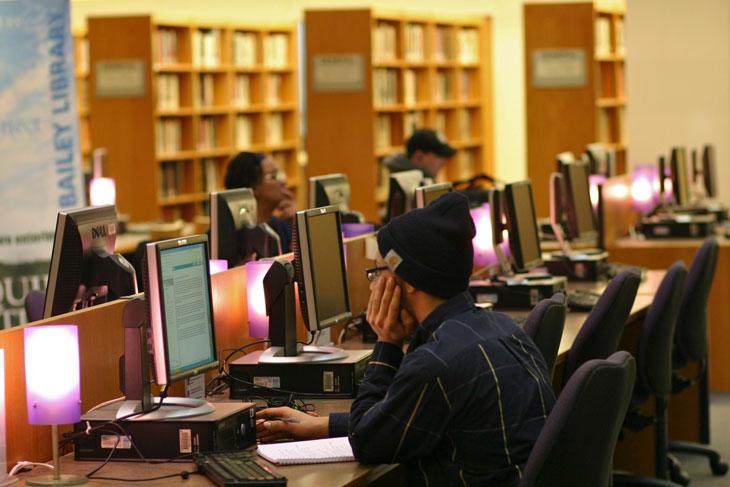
[210,188,257,268]
[259,205,351,363]
[702,144,718,198]
[584,143,616,177]
[504,181,543,272]
[385,169,423,221]
[309,173,351,211]
[117,234,218,419]
[560,159,598,241]
[415,182,453,208]
[555,151,577,172]
[670,146,690,206]
[43,205,137,318]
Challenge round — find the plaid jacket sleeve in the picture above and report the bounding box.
[348,341,450,464]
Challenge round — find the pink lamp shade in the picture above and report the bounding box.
[588,174,607,210]
[246,260,274,338]
[89,177,116,206]
[24,325,81,425]
[342,223,374,238]
[470,203,499,267]
[631,165,660,214]
[209,259,228,275]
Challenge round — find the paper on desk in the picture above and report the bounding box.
[257,436,355,465]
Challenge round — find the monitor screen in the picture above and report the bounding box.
[44,205,136,318]
[210,188,257,267]
[561,160,597,241]
[504,181,543,272]
[585,143,616,177]
[702,144,718,198]
[309,173,351,212]
[294,206,351,332]
[145,235,218,386]
[385,169,423,221]
[670,146,690,206]
[415,182,453,208]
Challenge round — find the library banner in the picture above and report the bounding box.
[0,0,84,327]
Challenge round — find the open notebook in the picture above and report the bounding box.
[257,437,355,465]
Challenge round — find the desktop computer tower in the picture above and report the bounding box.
[637,215,715,239]
[228,349,372,399]
[74,401,256,461]
[469,276,567,309]
[543,251,609,281]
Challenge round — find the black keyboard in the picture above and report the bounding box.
[195,450,287,486]
[567,290,601,312]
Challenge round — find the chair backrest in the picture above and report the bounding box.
[675,237,719,363]
[24,289,46,322]
[520,351,636,487]
[637,261,686,399]
[523,293,567,381]
[563,269,641,385]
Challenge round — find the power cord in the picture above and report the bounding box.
[8,461,53,477]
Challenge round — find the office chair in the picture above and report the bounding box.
[614,261,687,486]
[522,293,567,382]
[562,269,641,386]
[24,289,45,322]
[519,351,636,487]
[668,237,728,479]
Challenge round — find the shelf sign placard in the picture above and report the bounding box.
[95,59,146,97]
[313,54,364,92]
[532,49,587,88]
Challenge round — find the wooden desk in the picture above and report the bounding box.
[609,236,730,391]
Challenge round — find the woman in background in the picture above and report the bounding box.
[224,152,296,254]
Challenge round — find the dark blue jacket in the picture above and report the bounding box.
[331,292,555,486]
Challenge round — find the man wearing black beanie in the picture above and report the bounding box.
[257,193,554,486]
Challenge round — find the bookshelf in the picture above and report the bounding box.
[73,30,91,174]
[305,9,493,221]
[87,16,300,222]
[524,2,626,217]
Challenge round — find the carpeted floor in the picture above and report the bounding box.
[675,393,730,486]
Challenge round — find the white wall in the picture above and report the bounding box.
[70,0,624,184]
[626,0,730,206]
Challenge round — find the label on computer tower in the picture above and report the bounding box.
[530,289,539,306]
[254,376,281,389]
[179,429,192,454]
[654,225,670,236]
[101,435,131,450]
[323,371,334,392]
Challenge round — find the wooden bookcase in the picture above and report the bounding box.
[73,30,91,174]
[87,16,301,222]
[524,2,626,217]
[305,9,493,221]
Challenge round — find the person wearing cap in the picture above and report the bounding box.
[224,151,295,254]
[256,193,554,485]
[384,128,456,180]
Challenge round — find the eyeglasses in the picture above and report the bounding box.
[365,265,389,283]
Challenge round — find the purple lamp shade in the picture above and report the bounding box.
[24,325,81,425]
[342,223,374,238]
[89,177,116,206]
[631,165,659,213]
[209,259,228,275]
[246,260,274,338]
[470,203,499,267]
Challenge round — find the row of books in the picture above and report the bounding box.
[432,27,453,61]
[156,28,179,65]
[157,74,180,110]
[459,109,473,140]
[373,23,398,62]
[233,31,257,67]
[375,114,391,149]
[198,74,216,107]
[596,106,626,144]
[374,112,425,148]
[156,119,182,155]
[455,149,476,180]
[403,69,419,105]
[404,23,425,62]
[373,68,398,106]
[457,29,479,63]
[267,113,284,145]
[403,111,423,138]
[433,71,450,102]
[233,74,251,107]
[595,17,625,57]
[264,34,289,68]
[160,160,183,197]
[235,115,253,148]
[202,158,220,192]
[192,29,222,67]
[198,117,218,150]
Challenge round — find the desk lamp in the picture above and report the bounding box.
[589,174,607,210]
[24,325,86,486]
[88,148,116,207]
[471,203,499,268]
[209,259,228,275]
[341,223,374,238]
[246,260,274,338]
[631,165,660,214]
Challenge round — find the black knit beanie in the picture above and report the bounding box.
[377,192,475,299]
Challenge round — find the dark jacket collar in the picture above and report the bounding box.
[407,291,474,352]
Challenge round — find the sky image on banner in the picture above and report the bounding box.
[0,0,84,327]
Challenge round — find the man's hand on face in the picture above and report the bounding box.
[366,275,416,346]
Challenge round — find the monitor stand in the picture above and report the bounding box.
[258,344,348,363]
[115,397,214,420]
